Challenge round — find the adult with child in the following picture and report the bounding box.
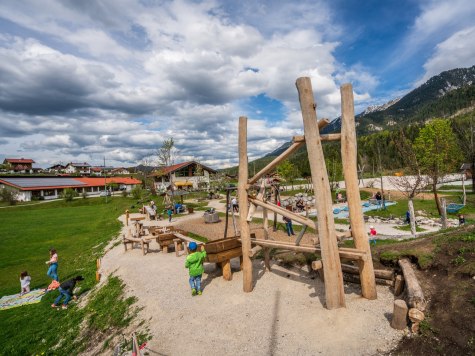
[20,271,31,295]
[185,242,207,296]
[46,248,59,281]
[52,275,84,309]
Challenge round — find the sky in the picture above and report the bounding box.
[0,0,474,169]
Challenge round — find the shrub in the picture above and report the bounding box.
[62,188,78,202]
[0,188,18,205]
[121,190,129,197]
[82,191,88,199]
[131,186,143,200]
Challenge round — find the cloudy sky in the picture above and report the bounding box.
[0,0,474,169]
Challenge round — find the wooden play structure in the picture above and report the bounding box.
[238,78,377,309]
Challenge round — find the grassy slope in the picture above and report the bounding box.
[0,197,144,354]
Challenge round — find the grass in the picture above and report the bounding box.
[394,225,427,232]
[0,196,146,353]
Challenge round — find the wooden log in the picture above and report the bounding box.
[394,275,405,296]
[312,260,323,270]
[398,258,427,311]
[296,77,345,309]
[408,308,425,323]
[292,132,341,142]
[342,273,393,286]
[249,245,262,257]
[174,238,182,257]
[263,207,271,271]
[248,197,316,229]
[220,260,232,281]
[239,116,253,293]
[341,263,394,280]
[390,299,408,330]
[340,83,377,300]
[125,210,129,226]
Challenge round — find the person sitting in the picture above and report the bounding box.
[296,198,305,212]
[459,214,465,226]
[336,192,345,203]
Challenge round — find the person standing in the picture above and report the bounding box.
[283,216,295,236]
[231,197,239,213]
[46,248,59,281]
[185,242,207,296]
[167,206,173,222]
[369,226,377,245]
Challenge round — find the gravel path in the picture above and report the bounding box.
[101,213,405,355]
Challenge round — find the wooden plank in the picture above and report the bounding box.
[340,83,377,300]
[238,116,253,292]
[248,198,316,229]
[296,77,345,309]
[206,246,243,263]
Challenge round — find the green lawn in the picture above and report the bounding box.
[0,196,145,354]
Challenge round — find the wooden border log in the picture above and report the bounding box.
[238,117,253,292]
[390,299,408,330]
[311,260,323,270]
[342,273,393,286]
[220,260,232,281]
[248,198,316,228]
[394,274,405,296]
[341,263,394,280]
[398,258,427,311]
[340,83,377,300]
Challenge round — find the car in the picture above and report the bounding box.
[100,191,111,197]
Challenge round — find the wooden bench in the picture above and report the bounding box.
[123,232,150,255]
[144,205,156,220]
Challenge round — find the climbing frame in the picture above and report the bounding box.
[238,77,377,309]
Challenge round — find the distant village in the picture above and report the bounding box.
[0,158,218,202]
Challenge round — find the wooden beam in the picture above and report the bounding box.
[341,263,394,280]
[247,179,266,222]
[248,119,329,185]
[294,224,307,246]
[336,230,352,239]
[239,116,253,293]
[296,77,345,309]
[248,197,317,229]
[245,238,367,260]
[343,273,393,286]
[321,133,342,142]
[249,245,262,257]
[340,83,377,300]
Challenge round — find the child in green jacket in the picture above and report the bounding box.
[185,242,206,296]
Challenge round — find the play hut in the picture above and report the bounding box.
[236,78,377,310]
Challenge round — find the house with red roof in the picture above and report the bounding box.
[3,158,35,173]
[0,176,141,201]
[150,161,217,191]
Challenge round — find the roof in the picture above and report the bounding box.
[151,161,217,176]
[0,177,141,191]
[67,162,90,167]
[4,158,35,164]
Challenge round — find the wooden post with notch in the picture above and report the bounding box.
[340,83,377,300]
[296,77,345,309]
[239,116,253,292]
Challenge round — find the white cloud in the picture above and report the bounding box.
[418,26,475,84]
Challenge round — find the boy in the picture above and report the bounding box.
[185,242,206,296]
[52,275,84,309]
[369,226,377,246]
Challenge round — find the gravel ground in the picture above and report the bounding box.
[100,213,405,355]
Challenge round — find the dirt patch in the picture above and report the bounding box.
[376,225,475,355]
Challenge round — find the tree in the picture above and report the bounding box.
[414,119,463,214]
[61,188,78,202]
[277,160,300,190]
[0,187,18,205]
[389,131,428,237]
[326,158,343,191]
[452,115,475,193]
[157,137,177,168]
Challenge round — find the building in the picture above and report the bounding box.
[460,163,474,179]
[0,176,141,201]
[150,161,217,191]
[3,158,35,173]
[47,164,66,173]
[111,167,130,175]
[64,162,91,175]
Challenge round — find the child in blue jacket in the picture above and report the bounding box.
[185,242,207,296]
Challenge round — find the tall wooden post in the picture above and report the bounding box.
[238,116,253,292]
[263,207,271,271]
[441,198,447,229]
[340,83,377,300]
[296,77,345,309]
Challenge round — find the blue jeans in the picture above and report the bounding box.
[54,287,71,306]
[285,222,294,236]
[189,275,202,291]
[47,263,58,281]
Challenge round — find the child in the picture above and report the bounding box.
[46,248,59,281]
[20,271,31,295]
[459,214,465,226]
[52,275,84,309]
[185,242,206,296]
[369,226,377,245]
[167,206,173,222]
